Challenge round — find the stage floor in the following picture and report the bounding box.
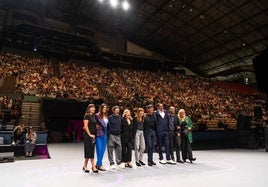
[0,143,267,187]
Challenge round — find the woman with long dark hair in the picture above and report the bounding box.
[82,104,98,173]
[24,126,37,157]
[95,103,109,171]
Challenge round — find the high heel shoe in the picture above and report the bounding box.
[92,167,99,173]
[82,167,89,173]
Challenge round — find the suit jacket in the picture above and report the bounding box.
[172,115,181,135]
[154,109,169,133]
[144,113,156,137]
[120,118,133,144]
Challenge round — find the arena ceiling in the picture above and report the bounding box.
[0,0,268,82]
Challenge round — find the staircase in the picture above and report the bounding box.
[0,75,17,94]
[21,102,41,128]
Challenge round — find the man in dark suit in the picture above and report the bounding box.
[168,106,184,163]
[155,103,176,164]
[144,104,157,166]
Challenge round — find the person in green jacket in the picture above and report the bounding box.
[178,109,196,163]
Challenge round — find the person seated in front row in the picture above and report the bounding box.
[24,127,37,157]
[12,122,26,145]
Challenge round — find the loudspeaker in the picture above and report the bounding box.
[253,48,268,94]
[254,106,262,119]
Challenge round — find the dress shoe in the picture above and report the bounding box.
[136,162,141,167]
[151,161,156,165]
[190,158,196,163]
[177,159,184,163]
[82,167,89,173]
[148,162,153,166]
[139,160,146,166]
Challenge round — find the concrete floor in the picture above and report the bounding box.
[0,143,267,187]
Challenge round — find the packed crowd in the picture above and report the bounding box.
[0,52,267,125]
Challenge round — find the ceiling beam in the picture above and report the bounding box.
[131,0,170,37]
[193,25,268,66]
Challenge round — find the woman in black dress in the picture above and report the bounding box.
[82,103,98,173]
[121,109,133,168]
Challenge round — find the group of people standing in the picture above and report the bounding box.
[82,103,196,173]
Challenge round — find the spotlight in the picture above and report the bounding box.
[110,0,118,8]
[33,47,37,52]
[98,0,104,3]
[122,1,130,11]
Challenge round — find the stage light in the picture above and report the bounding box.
[98,0,131,11]
[122,1,130,11]
[110,0,119,8]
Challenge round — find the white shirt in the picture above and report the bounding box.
[158,110,165,119]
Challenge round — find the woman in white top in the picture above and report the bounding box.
[25,127,37,157]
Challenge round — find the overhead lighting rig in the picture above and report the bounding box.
[98,0,130,11]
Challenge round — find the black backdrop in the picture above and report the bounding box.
[41,98,90,118]
[41,98,91,131]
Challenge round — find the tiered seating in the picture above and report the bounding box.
[0,52,264,133]
[204,117,237,131]
[206,119,219,131]
[217,81,259,95]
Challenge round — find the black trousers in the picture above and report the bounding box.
[181,134,193,160]
[169,131,182,161]
[157,131,170,160]
[83,132,95,158]
[145,130,156,163]
[13,133,23,144]
[121,141,132,163]
[168,131,175,160]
